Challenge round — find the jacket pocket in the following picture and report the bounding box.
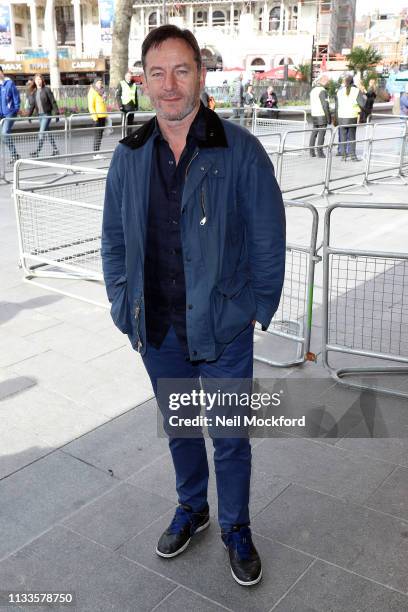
[110,276,132,335]
[210,271,256,344]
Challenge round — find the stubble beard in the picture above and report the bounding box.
[152,83,201,122]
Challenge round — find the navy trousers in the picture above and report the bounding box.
[142,323,254,531]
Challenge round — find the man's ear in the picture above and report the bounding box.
[200,66,206,90]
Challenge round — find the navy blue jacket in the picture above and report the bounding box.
[0,77,20,118]
[101,106,286,361]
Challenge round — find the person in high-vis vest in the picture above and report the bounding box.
[335,75,366,161]
[116,71,139,134]
[309,75,331,158]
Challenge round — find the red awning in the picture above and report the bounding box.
[254,66,302,80]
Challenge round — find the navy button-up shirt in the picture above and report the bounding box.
[144,106,206,352]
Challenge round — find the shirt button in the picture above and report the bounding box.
[170,249,176,255]
[168,160,174,165]
[193,350,197,356]
[185,256,191,262]
[188,304,193,309]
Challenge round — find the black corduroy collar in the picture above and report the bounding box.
[119,102,228,150]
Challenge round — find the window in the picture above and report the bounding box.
[15,23,23,37]
[251,57,265,66]
[55,5,75,44]
[194,10,207,26]
[148,12,158,31]
[289,5,298,30]
[213,10,226,27]
[269,6,280,31]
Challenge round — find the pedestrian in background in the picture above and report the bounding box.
[259,85,278,119]
[88,77,108,158]
[359,78,377,123]
[116,70,138,134]
[335,75,366,161]
[309,75,331,158]
[400,84,408,116]
[244,84,255,121]
[0,65,20,163]
[231,73,244,119]
[25,77,35,110]
[28,74,60,157]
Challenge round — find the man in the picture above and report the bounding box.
[116,70,139,134]
[0,65,20,163]
[259,85,278,119]
[231,73,244,120]
[101,25,285,587]
[309,75,331,158]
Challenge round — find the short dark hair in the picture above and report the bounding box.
[141,25,202,72]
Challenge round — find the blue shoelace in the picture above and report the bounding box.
[227,526,252,560]
[168,506,192,535]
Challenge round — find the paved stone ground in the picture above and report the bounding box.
[1,169,408,611]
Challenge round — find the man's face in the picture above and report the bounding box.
[143,37,204,122]
[125,71,132,82]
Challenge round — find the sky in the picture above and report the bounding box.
[356,0,407,18]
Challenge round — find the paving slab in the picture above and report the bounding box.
[120,509,313,612]
[152,585,231,611]
[271,559,408,612]
[62,399,168,481]
[252,484,408,593]
[364,466,408,522]
[0,450,115,559]
[0,426,52,480]
[62,482,175,550]
[252,436,396,504]
[24,321,126,363]
[0,385,108,447]
[0,526,175,612]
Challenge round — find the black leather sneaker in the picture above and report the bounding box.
[222,525,262,586]
[155,502,210,558]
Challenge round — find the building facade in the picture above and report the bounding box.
[0,0,357,82]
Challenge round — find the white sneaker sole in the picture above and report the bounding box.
[223,542,263,586]
[155,518,210,558]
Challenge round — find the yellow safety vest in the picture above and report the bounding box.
[337,86,360,119]
[120,80,137,105]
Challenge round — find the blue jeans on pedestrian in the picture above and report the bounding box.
[1,115,18,159]
[142,323,254,531]
[36,113,58,154]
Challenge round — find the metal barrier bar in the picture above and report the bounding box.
[14,159,108,307]
[254,199,319,367]
[251,107,307,138]
[0,116,68,182]
[277,127,332,197]
[67,123,123,156]
[324,123,373,195]
[256,132,281,177]
[366,121,408,185]
[322,201,408,398]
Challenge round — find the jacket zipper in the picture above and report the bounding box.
[134,298,143,352]
[200,187,207,225]
[185,149,199,179]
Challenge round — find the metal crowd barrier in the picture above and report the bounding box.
[0,115,68,181]
[254,199,319,367]
[366,120,408,185]
[14,159,108,306]
[278,127,332,197]
[251,108,307,139]
[322,202,408,398]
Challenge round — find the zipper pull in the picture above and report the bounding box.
[200,189,207,225]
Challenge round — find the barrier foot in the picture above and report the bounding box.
[328,366,408,400]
